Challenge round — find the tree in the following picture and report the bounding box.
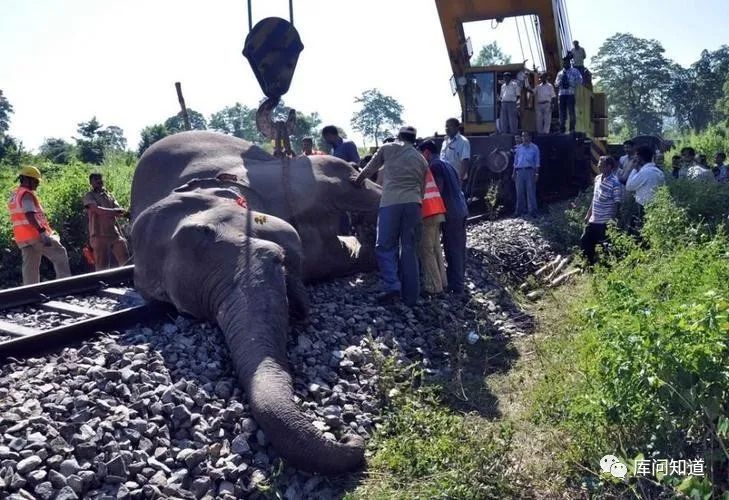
[0,136,24,165]
[75,117,126,164]
[287,110,321,153]
[138,124,170,155]
[164,109,208,133]
[0,90,13,136]
[473,41,512,66]
[99,125,127,151]
[669,46,729,131]
[717,73,729,122]
[39,138,73,164]
[350,89,404,147]
[592,33,673,137]
[209,103,262,142]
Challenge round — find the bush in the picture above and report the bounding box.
[533,186,729,496]
[0,156,135,287]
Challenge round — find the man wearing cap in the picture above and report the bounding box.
[83,173,130,271]
[7,166,71,285]
[555,57,583,133]
[352,125,428,306]
[498,73,520,135]
[418,140,469,295]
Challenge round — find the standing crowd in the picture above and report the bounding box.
[320,120,469,307]
[580,140,727,264]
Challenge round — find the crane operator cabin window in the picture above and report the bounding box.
[464,72,496,124]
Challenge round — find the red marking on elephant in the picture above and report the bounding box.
[236,196,248,208]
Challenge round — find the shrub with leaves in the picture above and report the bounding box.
[533,186,729,496]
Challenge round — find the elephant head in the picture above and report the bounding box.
[131,181,365,473]
[130,131,381,282]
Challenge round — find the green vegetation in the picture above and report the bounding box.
[353,392,516,499]
[0,154,134,287]
[532,182,729,497]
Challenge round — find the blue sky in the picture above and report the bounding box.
[1,0,727,151]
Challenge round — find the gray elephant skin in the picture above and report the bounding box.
[130,131,381,474]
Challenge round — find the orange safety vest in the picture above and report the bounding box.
[7,186,53,245]
[422,168,446,218]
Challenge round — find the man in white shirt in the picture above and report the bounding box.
[533,73,556,134]
[625,145,666,232]
[498,73,520,135]
[440,118,471,182]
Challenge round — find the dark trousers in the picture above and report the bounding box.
[442,216,467,293]
[376,203,422,306]
[628,204,646,237]
[559,94,576,133]
[580,223,607,264]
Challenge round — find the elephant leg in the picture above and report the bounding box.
[215,244,364,473]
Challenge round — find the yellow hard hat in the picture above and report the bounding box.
[19,166,42,180]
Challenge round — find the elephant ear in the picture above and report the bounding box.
[171,221,220,263]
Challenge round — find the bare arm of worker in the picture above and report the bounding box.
[352,147,385,185]
[584,204,592,222]
[85,204,126,217]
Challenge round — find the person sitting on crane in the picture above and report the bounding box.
[555,57,583,134]
[498,72,520,135]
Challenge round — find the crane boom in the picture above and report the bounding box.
[435,0,570,79]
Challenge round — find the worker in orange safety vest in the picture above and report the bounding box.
[7,166,71,285]
[419,168,448,295]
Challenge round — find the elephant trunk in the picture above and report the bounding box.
[213,257,364,474]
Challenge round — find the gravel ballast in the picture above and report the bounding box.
[0,218,554,499]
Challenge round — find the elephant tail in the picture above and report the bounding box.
[214,248,365,474]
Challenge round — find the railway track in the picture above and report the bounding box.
[0,215,493,362]
[0,266,172,360]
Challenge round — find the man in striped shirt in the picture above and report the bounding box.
[581,156,621,264]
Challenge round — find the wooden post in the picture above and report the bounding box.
[174,82,191,131]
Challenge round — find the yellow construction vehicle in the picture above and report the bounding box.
[434,0,609,209]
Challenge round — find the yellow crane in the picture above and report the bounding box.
[434,0,609,207]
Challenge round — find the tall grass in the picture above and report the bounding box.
[0,155,135,287]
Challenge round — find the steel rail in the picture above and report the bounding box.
[0,301,174,361]
[0,265,135,311]
[0,265,175,361]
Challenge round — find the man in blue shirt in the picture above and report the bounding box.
[512,131,540,217]
[554,57,583,133]
[418,140,469,294]
[321,125,360,164]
